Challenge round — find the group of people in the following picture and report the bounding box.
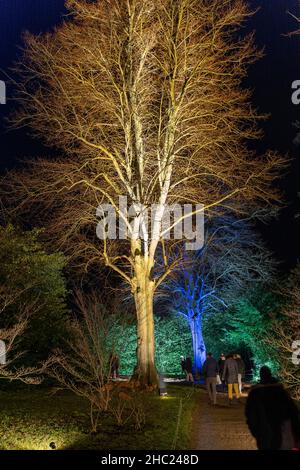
[202,352,300,450]
[202,352,245,406]
[110,351,300,449]
[181,352,246,404]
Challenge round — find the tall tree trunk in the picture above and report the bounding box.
[131,255,159,387]
[189,314,206,375]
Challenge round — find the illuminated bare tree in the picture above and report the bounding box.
[286,10,300,36]
[268,267,300,400]
[4,0,284,385]
[0,287,41,384]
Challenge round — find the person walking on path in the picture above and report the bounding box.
[234,353,245,394]
[222,353,240,405]
[202,352,219,405]
[245,366,300,450]
[184,356,194,382]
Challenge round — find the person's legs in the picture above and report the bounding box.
[206,378,213,403]
[233,382,240,399]
[228,383,233,402]
[211,377,217,404]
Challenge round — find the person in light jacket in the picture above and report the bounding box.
[222,353,240,404]
[234,353,245,394]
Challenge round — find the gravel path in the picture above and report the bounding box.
[191,389,257,450]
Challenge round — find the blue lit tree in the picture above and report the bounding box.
[166,255,223,373]
[163,215,275,374]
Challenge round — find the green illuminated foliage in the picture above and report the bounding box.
[0,224,68,363]
[203,289,283,377]
[154,316,193,375]
[109,315,192,376]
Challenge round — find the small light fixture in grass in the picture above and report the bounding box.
[159,374,168,397]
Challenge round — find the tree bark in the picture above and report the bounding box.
[131,255,159,387]
[190,314,206,375]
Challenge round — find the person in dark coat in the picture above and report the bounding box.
[222,353,240,404]
[245,366,300,450]
[110,353,119,379]
[202,352,219,405]
[184,356,194,382]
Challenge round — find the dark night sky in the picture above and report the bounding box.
[0,0,300,269]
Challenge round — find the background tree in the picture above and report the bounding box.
[0,225,68,367]
[267,264,300,399]
[45,291,146,433]
[202,286,284,379]
[0,282,38,384]
[108,312,193,376]
[0,224,67,382]
[4,0,284,385]
[163,216,275,373]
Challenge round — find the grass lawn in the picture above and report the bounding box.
[0,383,199,450]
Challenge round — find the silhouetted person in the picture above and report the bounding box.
[245,366,300,450]
[222,353,240,404]
[202,352,219,405]
[110,353,119,379]
[184,356,194,382]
